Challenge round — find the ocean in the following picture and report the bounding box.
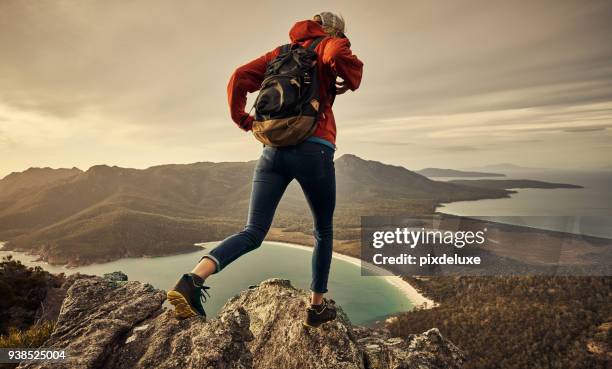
[436,170,612,239]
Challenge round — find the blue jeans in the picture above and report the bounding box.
[204,141,336,293]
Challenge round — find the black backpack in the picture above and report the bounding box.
[251,37,325,147]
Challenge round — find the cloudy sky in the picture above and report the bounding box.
[1,0,611,177]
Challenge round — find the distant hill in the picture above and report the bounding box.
[417,168,505,178]
[0,154,509,266]
[0,167,82,200]
[333,154,503,202]
[448,179,583,190]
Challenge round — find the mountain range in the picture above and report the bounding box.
[0,154,513,266]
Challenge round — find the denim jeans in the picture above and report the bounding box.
[204,141,336,293]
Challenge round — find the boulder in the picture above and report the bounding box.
[18,275,464,369]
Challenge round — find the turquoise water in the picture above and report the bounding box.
[0,241,412,325]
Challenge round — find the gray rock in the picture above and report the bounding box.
[222,278,364,369]
[19,275,165,369]
[35,273,85,323]
[18,276,463,369]
[104,308,253,369]
[354,326,464,369]
[103,271,128,282]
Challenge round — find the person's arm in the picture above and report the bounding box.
[322,37,364,92]
[227,49,278,131]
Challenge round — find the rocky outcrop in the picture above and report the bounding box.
[224,279,363,369]
[19,275,463,369]
[353,326,464,369]
[224,279,463,369]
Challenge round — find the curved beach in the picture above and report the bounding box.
[2,239,435,310]
[265,241,436,309]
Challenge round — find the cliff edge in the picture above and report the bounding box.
[18,273,464,369]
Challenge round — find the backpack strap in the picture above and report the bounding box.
[307,37,325,51]
[280,43,291,54]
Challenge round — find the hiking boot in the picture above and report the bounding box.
[167,273,210,319]
[304,298,337,328]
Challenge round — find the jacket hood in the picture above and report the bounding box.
[289,20,328,43]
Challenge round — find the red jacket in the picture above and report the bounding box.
[227,20,363,145]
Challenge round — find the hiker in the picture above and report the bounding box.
[168,12,363,328]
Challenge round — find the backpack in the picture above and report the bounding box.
[251,37,325,147]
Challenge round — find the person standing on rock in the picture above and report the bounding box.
[168,12,363,328]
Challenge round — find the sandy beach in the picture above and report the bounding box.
[265,241,436,309]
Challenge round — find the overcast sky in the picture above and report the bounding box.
[1,0,611,177]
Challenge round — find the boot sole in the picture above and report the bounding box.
[302,321,321,329]
[167,290,199,319]
[303,318,337,329]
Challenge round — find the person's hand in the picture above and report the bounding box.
[238,114,254,132]
[335,78,349,95]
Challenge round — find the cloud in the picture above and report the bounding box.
[563,126,609,133]
[0,0,611,174]
[435,145,479,152]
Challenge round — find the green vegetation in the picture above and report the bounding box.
[389,276,612,369]
[0,321,56,349]
[0,257,60,369]
[0,256,61,335]
[0,320,56,369]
